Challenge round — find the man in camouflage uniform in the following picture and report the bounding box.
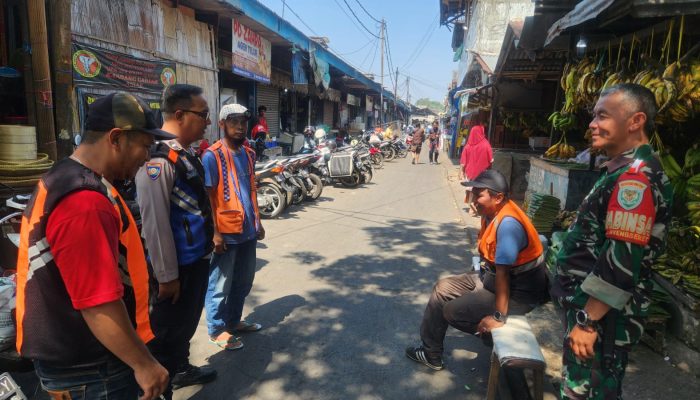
[551,83,673,399]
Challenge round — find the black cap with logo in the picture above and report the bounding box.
[461,169,509,194]
[86,92,175,140]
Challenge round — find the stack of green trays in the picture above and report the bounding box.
[525,193,561,234]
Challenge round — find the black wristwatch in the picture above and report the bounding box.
[493,311,507,323]
[575,309,598,330]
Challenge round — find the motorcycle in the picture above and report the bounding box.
[255,161,286,219]
[391,137,409,158]
[293,154,324,201]
[251,124,269,161]
[379,141,396,162]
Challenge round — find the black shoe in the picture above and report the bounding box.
[405,346,444,371]
[171,364,217,390]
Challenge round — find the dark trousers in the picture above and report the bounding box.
[429,147,439,163]
[420,273,533,357]
[34,356,137,400]
[148,257,210,375]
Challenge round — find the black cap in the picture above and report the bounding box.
[461,169,509,194]
[86,92,176,140]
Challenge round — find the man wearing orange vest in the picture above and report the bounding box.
[406,169,548,370]
[15,93,170,399]
[203,103,264,350]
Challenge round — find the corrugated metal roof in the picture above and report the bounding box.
[544,0,616,46]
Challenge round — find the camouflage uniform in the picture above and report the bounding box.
[551,144,672,399]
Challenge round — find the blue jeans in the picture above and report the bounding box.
[34,357,138,400]
[205,240,257,336]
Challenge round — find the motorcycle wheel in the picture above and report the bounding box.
[384,146,397,161]
[290,176,307,205]
[370,153,384,169]
[398,148,408,158]
[257,183,285,218]
[339,170,361,188]
[305,173,324,200]
[362,167,373,183]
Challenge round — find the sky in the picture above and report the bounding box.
[256,0,455,104]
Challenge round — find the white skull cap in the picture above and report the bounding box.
[219,103,248,121]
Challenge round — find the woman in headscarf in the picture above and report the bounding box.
[460,116,493,214]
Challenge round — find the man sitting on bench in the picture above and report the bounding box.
[406,170,549,370]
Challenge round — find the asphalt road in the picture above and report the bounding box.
[177,155,489,399]
[12,153,700,399]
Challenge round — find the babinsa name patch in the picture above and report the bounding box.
[605,164,655,246]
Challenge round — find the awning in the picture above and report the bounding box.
[543,0,700,47]
[544,0,616,46]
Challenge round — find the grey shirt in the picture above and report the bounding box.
[135,140,181,283]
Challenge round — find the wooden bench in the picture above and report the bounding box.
[486,315,546,400]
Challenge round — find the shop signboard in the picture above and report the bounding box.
[346,93,360,106]
[366,96,373,112]
[232,18,271,84]
[72,42,176,94]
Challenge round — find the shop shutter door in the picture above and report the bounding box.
[256,83,279,137]
[323,100,333,127]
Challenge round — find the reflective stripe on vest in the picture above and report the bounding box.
[205,140,260,234]
[15,160,153,359]
[478,200,543,272]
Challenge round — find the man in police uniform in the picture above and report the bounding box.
[551,83,672,399]
[135,84,216,396]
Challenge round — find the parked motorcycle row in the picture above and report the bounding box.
[254,129,410,219]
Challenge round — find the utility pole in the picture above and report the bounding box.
[406,75,410,125]
[393,67,399,118]
[406,76,410,105]
[379,18,384,126]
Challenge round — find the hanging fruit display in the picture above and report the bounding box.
[544,133,576,160]
[550,16,700,131]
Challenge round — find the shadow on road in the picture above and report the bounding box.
[188,217,487,399]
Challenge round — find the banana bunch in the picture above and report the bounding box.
[652,220,700,297]
[660,150,683,180]
[576,71,605,105]
[601,71,629,91]
[548,111,576,131]
[544,134,576,160]
[560,58,595,113]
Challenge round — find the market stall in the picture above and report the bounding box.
[525,4,700,356]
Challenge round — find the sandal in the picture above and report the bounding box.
[209,332,244,350]
[234,320,262,333]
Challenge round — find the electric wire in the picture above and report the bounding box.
[341,0,380,39]
[336,37,377,56]
[284,2,319,36]
[354,0,381,24]
[401,13,440,70]
[331,0,373,41]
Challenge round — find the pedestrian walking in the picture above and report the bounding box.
[411,123,425,164]
[406,170,547,371]
[15,92,171,400]
[460,116,493,214]
[203,103,265,351]
[428,120,441,164]
[135,84,217,397]
[551,84,671,399]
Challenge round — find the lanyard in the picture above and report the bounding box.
[222,146,249,200]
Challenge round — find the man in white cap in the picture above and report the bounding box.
[202,104,265,351]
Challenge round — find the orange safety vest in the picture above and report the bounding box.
[15,159,153,363]
[205,140,260,234]
[478,200,543,269]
